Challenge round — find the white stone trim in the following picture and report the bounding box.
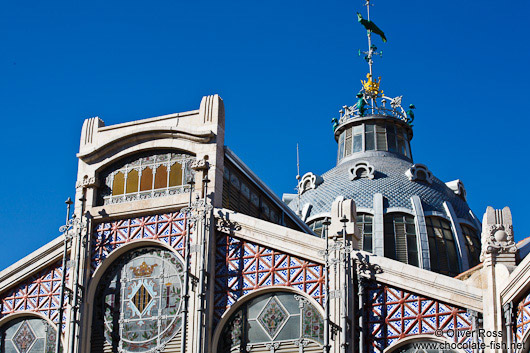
[411,195,431,270]
[443,201,470,271]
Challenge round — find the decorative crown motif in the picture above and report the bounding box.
[361,73,382,98]
[131,262,158,277]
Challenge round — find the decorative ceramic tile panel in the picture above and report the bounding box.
[214,235,324,321]
[515,292,530,342]
[366,282,474,353]
[91,212,187,272]
[0,261,67,324]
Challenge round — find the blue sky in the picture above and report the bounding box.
[0,0,529,270]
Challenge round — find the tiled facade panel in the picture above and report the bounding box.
[214,234,325,322]
[0,261,67,324]
[516,292,530,342]
[366,282,474,353]
[91,212,187,272]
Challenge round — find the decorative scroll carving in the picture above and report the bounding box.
[480,206,517,261]
[191,158,209,171]
[76,175,99,189]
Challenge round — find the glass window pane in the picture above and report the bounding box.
[169,162,183,186]
[126,169,139,194]
[353,135,362,153]
[154,165,168,189]
[112,171,125,195]
[140,167,153,191]
[366,132,375,150]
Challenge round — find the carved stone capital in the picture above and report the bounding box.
[76,175,99,189]
[191,158,209,171]
[480,206,517,262]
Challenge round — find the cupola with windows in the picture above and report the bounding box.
[284,6,482,277]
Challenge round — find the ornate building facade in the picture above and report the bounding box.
[0,7,529,351]
[0,92,529,353]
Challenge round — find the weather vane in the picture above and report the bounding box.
[357,0,386,99]
[332,1,415,129]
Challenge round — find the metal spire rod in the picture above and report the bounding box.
[365,0,373,76]
[69,191,88,353]
[180,179,195,353]
[296,143,301,216]
[55,197,73,353]
[340,216,350,353]
[196,175,210,353]
[322,218,331,353]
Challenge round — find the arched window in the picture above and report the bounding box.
[461,224,481,268]
[91,247,184,353]
[0,317,59,353]
[98,151,195,205]
[384,213,418,266]
[356,213,373,253]
[217,292,324,352]
[426,217,459,276]
[308,218,324,237]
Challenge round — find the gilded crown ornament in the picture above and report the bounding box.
[131,262,158,277]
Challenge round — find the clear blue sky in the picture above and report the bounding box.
[1,0,529,270]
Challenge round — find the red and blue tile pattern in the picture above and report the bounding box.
[0,261,67,324]
[91,212,187,272]
[214,234,325,322]
[366,282,474,353]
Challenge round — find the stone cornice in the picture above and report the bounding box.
[214,209,324,264]
[77,128,215,163]
[362,255,483,312]
[0,235,66,293]
[500,251,530,304]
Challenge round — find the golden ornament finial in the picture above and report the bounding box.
[361,73,383,97]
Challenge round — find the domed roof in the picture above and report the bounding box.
[287,153,475,223]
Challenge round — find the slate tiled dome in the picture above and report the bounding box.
[284,112,482,276]
[287,154,475,223]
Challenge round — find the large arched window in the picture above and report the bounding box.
[91,247,184,353]
[98,151,195,205]
[357,213,374,253]
[0,317,59,353]
[426,217,459,276]
[461,224,481,268]
[384,213,418,266]
[217,292,324,352]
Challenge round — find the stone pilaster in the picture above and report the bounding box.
[480,206,517,353]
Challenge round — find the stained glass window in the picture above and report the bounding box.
[98,151,195,205]
[218,292,324,352]
[0,317,59,353]
[91,247,184,353]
